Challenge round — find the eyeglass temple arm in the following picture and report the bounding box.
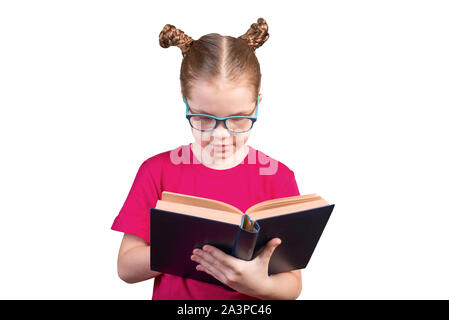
[184,97,189,115]
[255,95,259,118]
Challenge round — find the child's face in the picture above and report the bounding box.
[183,79,261,162]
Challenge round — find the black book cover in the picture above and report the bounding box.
[150,204,334,289]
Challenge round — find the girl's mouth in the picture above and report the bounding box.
[212,145,231,151]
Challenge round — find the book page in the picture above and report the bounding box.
[161,191,243,215]
[155,200,243,226]
[248,199,329,221]
[245,193,321,215]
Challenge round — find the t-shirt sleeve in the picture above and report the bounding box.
[275,167,301,198]
[111,160,161,244]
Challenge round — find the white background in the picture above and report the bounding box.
[0,0,448,299]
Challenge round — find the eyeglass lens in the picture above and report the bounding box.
[189,116,253,133]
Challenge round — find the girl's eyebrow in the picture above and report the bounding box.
[190,104,257,117]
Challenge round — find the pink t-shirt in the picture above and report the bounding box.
[111,143,300,300]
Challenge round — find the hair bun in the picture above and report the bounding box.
[159,24,194,56]
[238,17,269,50]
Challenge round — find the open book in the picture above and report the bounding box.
[150,191,335,288]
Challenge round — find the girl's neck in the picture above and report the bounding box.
[190,142,249,170]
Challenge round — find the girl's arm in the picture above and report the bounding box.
[116,233,162,283]
[259,269,302,300]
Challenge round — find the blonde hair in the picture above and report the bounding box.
[159,18,269,102]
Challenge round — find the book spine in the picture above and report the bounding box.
[232,215,260,261]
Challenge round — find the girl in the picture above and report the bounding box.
[111,18,302,300]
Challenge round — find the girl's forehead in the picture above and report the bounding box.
[191,78,252,95]
[190,81,254,105]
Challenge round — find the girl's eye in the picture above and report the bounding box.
[226,118,252,131]
[190,116,216,130]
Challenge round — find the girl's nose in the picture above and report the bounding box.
[212,120,231,138]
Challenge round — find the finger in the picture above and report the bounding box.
[197,264,228,285]
[193,250,243,284]
[201,245,236,269]
[257,238,282,263]
[195,257,228,284]
[194,252,224,275]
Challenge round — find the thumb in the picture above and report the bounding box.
[257,238,282,263]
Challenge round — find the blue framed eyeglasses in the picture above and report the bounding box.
[184,96,259,133]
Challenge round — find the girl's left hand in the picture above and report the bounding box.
[190,238,282,299]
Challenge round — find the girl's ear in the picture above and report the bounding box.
[258,93,263,104]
